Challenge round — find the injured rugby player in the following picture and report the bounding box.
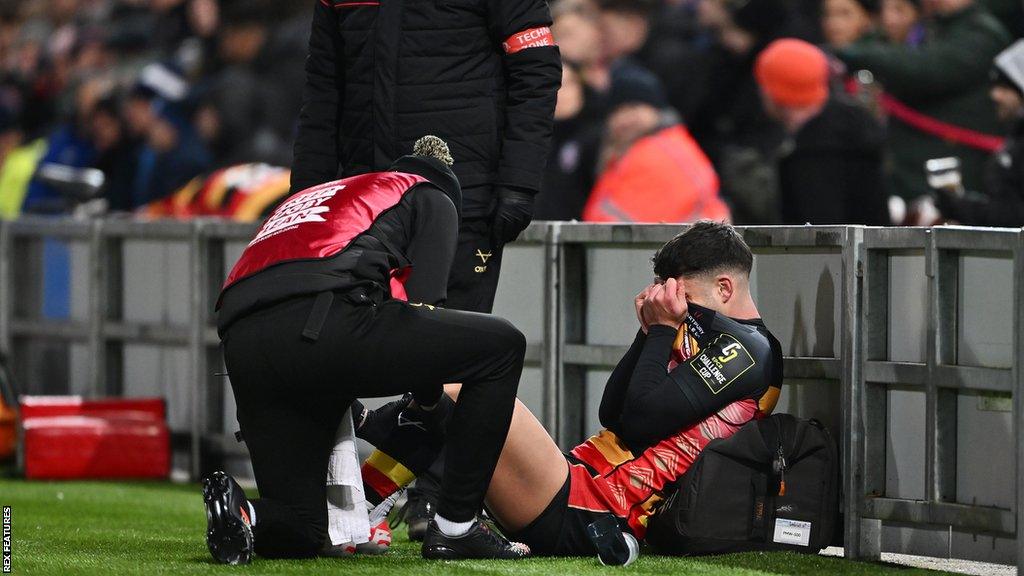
[353,221,784,559]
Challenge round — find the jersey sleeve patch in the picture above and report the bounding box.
[689,333,756,395]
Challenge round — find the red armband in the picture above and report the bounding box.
[502,26,555,54]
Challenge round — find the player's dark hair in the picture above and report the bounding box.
[652,221,753,280]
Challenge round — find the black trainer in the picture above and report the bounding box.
[202,471,254,565]
[421,519,531,560]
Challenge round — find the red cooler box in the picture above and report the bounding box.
[20,396,170,479]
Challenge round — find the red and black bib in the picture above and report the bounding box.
[221,171,428,299]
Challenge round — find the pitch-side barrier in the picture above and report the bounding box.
[0,218,1020,565]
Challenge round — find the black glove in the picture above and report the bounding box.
[354,393,454,474]
[354,395,414,447]
[492,187,535,245]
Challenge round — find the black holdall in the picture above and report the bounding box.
[646,414,839,556]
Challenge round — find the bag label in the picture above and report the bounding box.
[773,518,811,547]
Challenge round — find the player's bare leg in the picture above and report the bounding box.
[441,384,568,532]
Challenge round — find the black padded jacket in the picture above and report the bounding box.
[291,0,562,217]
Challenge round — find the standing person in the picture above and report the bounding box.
[879,0,925,45]
[290,0,561,314]
[821,0,877,48]
[582,65,730,224]
[755,39,889,224]
[687,0,811,223]
[595,0,709,122]
[835,0,1011,200]
[934,40,1024,226]
[534,62,602,221]
[288,0,560,539]
[205,137,530,563]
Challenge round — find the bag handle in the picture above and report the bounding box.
[750,472,768,541]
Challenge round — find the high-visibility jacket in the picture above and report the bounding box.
[583,125,731,224]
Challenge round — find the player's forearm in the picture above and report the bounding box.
[622,325,676,404]
[598,329,647,428]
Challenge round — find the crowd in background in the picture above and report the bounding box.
[0,0,306,218]
[0,0,1022,225]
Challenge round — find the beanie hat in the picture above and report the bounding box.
[754,38,830,108]
[412,135,454,166]
[389,135,462,220]
[608,62,669,111]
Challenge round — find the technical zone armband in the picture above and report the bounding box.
[502,26,555,54]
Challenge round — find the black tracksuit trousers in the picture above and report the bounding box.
[222,290,525,558]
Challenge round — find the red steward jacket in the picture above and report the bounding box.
[583,125,731,224]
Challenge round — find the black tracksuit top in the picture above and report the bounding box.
[291,0,562,217]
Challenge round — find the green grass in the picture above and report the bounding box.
[0,478,957,575]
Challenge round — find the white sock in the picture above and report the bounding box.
[247,501,257,526]
[434,514,474,537]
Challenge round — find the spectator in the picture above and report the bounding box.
[595,0,710,121]
[836,0,1012,201]
[0,105,46,219]
[934,40,1024,226]
[687,0,814,223]
[90,96,136,212]
[22,78,103,213]
[583,65,730,223]
[551,0,610,93]
[131,99,211,207]
[822,0,877,48]
[0,1,311,217]
[880,0,925,45]
[756,39,890,224]
[200,0,305,167]
[535,63,602,220]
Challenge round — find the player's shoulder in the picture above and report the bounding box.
[705,314,773,359]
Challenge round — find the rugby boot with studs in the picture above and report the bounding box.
[202,471,254,565]
[421,519,530,560]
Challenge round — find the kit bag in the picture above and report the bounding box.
[646,413,838,556]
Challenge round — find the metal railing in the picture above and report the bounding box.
[0,217,1020,566]
[850,226,1024,565]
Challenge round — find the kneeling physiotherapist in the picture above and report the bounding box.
[205,137,528,563]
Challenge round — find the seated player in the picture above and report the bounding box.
[355,221,784,557]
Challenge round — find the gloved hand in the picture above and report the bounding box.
[355,393,454,475]
[355,394,414,447]
[492,187,535,245]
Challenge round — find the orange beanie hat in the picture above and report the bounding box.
[754,38,829,108]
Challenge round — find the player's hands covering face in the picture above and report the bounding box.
[641,277,688,330]
[635,283,655,333]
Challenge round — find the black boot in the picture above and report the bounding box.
[421,519,530,560]
[202,471,254,565]
[392,486,434,541]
